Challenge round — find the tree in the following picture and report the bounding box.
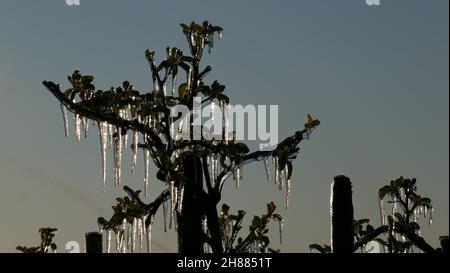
[17,228,58,253]
[42,21,320,253]
[310,176,448,253]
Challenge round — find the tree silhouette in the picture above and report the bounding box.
[310,176,448,253]
[42,21,319,253]
[17,228,58,253]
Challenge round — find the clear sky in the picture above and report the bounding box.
[0,0,448,252]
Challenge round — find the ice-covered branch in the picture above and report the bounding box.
[43,80,165,150]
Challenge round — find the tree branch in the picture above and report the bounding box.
[43,81,165,150]
[123,186,170,227]
[353,225,388,252]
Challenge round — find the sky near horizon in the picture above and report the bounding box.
[0,0,448,252]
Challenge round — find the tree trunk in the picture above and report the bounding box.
[177,154,205,253]
[176,153,224,254]
[330,175,354,253]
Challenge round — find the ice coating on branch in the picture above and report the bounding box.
[60,103,69,138]
[75,114,81,142]
[98,122,107,191]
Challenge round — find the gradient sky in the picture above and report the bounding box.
[0,0,448,252]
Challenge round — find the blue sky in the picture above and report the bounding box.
[0,0,448,252]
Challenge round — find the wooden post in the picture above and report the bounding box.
[85,232,102,253]
[330,175,354,253]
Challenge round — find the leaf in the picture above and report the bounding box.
[267,202,276,214]
[178,83,188,100]
[378,185,392,200]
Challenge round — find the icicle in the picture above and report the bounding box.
[143,149,150,196]
[278,219,284,244]
[106,229,112,253]
[211,154,216,184]
[208,32,214,54]
[162,199,168,232]
[224,103,229,144]
[82,117,89,138]
[379,198,387,226]
[147,215,154,253]
[140,216,147,252]
[236,166,241,188]
[279,168,285,191]
[163,81,167,96]
[171,75,177,96]
[121,219,127,253]
[210,100,215,126]
[177,183,185,213]
[119,109,128,147]
[107,124,114,149]
[392,196,398,216]
[131,131,138,173]
[126,222,132,252]
[274,157,279,186]
[98,122,107,191]
[202,216,210,253]
[169,181,176,229]
[114,127,123,187]
[75,114,81,142]
[60,103,69,138]
[285,178,291,210]
[429,206,433,227]
[187,67,193,91]
[131,218,137,253]
[263,157,271,181]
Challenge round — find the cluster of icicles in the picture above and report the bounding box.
[100,216,154,253]
[60,103,156,195]
[377,191,434,253]
[264,157,292,210]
